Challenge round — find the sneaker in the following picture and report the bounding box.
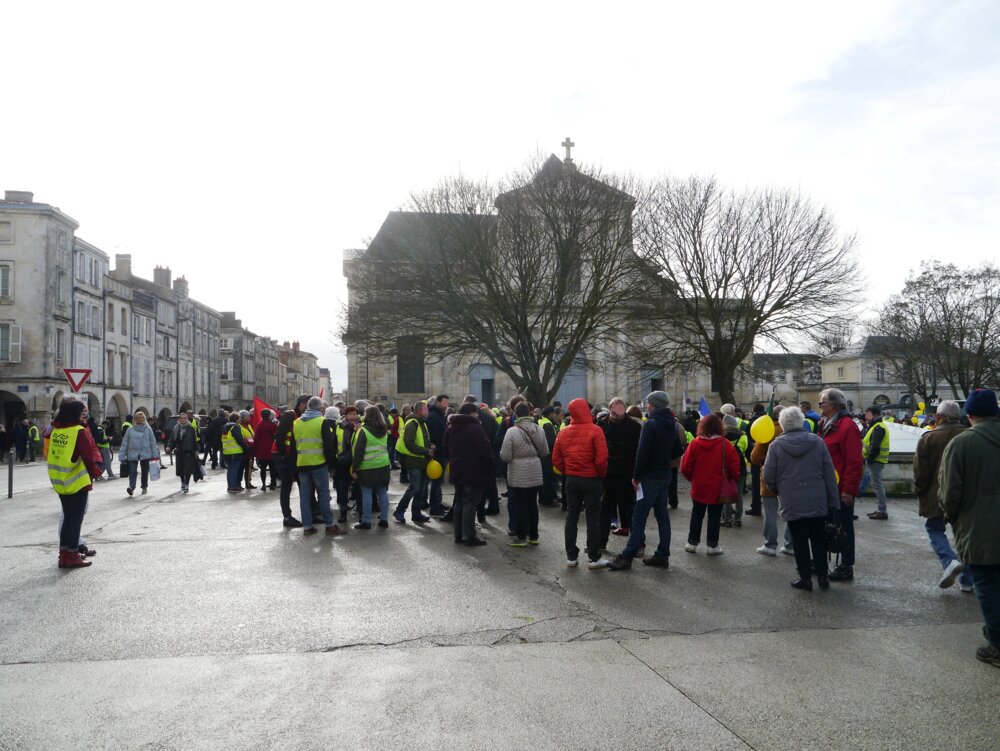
[303,527,318,536]
[791,577,813,591]
[756,545,777,557]
[867,511,889,520]
[612,527,630,537]
[608,555,632,571]
[817,574,830,591]
[325,525,346,536]
[463,538,488,547]
[939,559,964,589]
[642,555,669,568]
[828,565,854,581]
[141,488,148,495]
[975,645,1000,668]
[354,522,372,530]
[567,558,579,568]
[127,487,134,496]
[960,582,975,593]
[393,511,406,524]
[283,516,303,528]
[587,558,610,569]
[77,544,96,557]
[528,538,539,545]
[412,514,431,524]
[780,545,795,556]
[684,543,698,553]
[377,519,389,529]
[706,546,724,556]
[508,539,528,548]
[181,485,189,494]
[744,509,762,517]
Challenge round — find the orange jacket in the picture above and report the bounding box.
[552,398,608,478]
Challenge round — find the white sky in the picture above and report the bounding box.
[4,0,998,388]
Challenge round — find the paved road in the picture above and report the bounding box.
[1,463,997,750]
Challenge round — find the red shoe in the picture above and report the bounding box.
[612,527,630,537]
[58,550,92,569]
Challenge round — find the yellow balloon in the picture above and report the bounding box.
[918,401,926,411]
[425,459,443,480]
[553,465,564,476]
[750,416,775,444]
[835,469,840,484]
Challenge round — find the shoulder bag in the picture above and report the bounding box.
[717,439,739,503]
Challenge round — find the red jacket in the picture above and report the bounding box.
[820,412,863,497]
[254,419,278,461]
[680,435,741,505]
[552,399,608,478]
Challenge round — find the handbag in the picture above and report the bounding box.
[825,519,846,554]
[717,440,739,503]
[149,457,161,481]
[119,461,129,478]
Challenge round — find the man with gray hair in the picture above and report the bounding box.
[915,399,972,590]
[292,396,344,536]
[818,387,864,582]
[609,391,677,570]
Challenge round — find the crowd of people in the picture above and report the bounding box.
[43,385,1000,668]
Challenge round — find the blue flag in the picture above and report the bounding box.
[390,401,396,411]
[699,396,712,417]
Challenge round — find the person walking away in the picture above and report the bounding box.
[274,396,311,527]
[293,396,344,537]
[393,401,434,524]
[387,407,402,469]
[680,414,740,556]
[817,388,864,582]
[913,399,973,592]
[444,403,493,545]
[721,415,748,527]
[499,402,549,547]
[749,406,792,556]
[863,407,891,520]
[939,389,1000,668]
[167,413,198,493]
[96,420,115,479]
[48,399,103,568]
[254,409,278,490]
[763,407,840,591]
[27,420,40,462]
[609,391,678,570]
[222,413,251,492]
[597,397,641,546]
[118,411,159,496]
[349,406,391,529]
[553,398,609,569]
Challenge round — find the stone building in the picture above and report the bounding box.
[798,336,911,413]
[255,336,281,408]
[71,238,110,418]
[102,274,133,429]
[175,275,222,415]
[279,341,319,401]
[220,312,257,408]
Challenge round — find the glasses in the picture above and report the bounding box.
[818,401,830,406]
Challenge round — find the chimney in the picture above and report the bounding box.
[4,190,34,203]
[113,254,132,280]
[293,341,300,353]
[282,341,290,349]
[173,275,189,298]
[153,265,172,289]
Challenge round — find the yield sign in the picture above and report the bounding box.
[63,368,92,393]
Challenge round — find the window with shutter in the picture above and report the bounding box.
[9,324,20,363]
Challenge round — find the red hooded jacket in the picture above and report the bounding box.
[680,435,742,505]
[820,412,863,497]
[552,398,608,478]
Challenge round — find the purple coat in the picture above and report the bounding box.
[442,414,494,489]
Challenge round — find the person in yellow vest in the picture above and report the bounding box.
[95,419,116,479]
[393,401,434,524]
[350,405,392,529]
[222,412,250,492]
[293,396,344,536]
[47,399,102,569]
[238,410,256,489]
[863,407,891,520]
[538,406,559,506]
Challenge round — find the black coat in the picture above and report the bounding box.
[443,414,494,489]
[426,406,449,460]
[599,416,642,477]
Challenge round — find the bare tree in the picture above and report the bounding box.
[341,156,642,405]
[807,319,855,357]
[869,261,1000,399]
[632,176,860,404]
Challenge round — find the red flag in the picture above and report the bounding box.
[252,395,277,430]
[319,387,324,399]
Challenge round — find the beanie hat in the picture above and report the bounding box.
[965,389,999,418]
[723,414,739,429]
[645,391,669,410]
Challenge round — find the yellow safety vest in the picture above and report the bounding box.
[221,424,243,455]
[395,418,427,458]
[241,423,254,442]
[863,421,890,464]
[47,425,90,495]
[292,416,325,467]
[357,428,390,470]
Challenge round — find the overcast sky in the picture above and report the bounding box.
[4,0,998,388]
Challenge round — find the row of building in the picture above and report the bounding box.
[0,190,332,431]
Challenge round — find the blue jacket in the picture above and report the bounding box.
[118,423,159,462]
[633,408,678,482]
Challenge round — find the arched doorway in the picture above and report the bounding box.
[105,393,129,433]
[82,391,101,422]
[157,407,172,433]
[0,390,26,432]
[50,390,65,414]
[179,401,192,413]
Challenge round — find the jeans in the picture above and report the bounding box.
[226,456,243,490]
[688,501,722,548]
[968,564,1000,649]
[925,516,973,588]
[838,502,855,567]
[508,486,539,541]
[564,476,604,562]
[58,495,89,549]
[454,485,482,542]
[360,484,389,524]
[623,473,671,560]
[868,462,887,512]
[762,496,779,548]
[99,447,114,478]
[275,455,295,517]
[128,459,150,490]
[298,465,333,528]
[429,476,446,515]
[787,516,828,580]
[58,490,89,550]
[396,466,427,517]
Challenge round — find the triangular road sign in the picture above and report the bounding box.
[63,368,92,393]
